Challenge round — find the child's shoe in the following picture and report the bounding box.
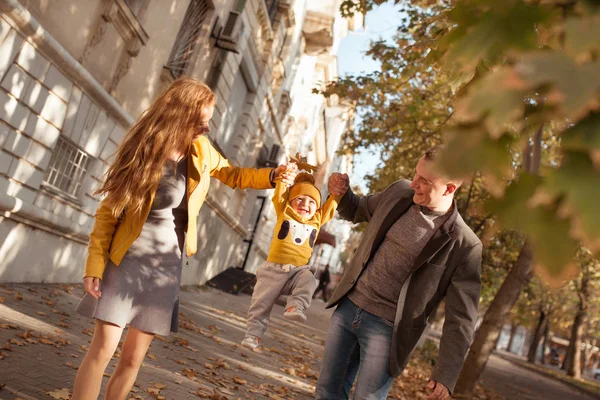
[283,306,307,323]
[241,335,261,349]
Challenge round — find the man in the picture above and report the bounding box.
[316,146,482,400]
[313,264,331,301]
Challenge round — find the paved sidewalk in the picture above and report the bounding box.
[0,283,333,399]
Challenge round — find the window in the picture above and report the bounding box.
[264,0,279,26]
[165,0,211,79]
[125,0,147,15]
[44,137,92,199]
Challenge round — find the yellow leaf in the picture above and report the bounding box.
[46,388,71,400]
[147,353,157,360]
[233,377,247,385]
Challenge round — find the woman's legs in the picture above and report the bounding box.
[72,320,124,400]
[105,326,155,400]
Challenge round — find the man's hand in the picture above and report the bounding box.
[272,163,298,186]
[328,173,349,197]
[83,277,102,299]
[426,380,450,400]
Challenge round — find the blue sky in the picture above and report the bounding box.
[336,2,403,192]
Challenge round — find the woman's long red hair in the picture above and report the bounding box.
[95,77,216,218]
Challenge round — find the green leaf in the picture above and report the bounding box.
[565,13,600,56]
[561,112,600,152]
[544,151,600,249]
[486,174,579,282]
[516,53,600,120]
[442,0,550,68]
[439,126,516,185]
[455,68,527,137]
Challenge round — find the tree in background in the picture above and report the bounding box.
[328,0,600,396]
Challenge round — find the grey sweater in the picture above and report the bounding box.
[348,204,450,321]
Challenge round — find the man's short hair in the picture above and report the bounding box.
[424,144,445,161]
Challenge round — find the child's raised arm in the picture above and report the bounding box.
[271,162,296,215]
[319,193,341,226]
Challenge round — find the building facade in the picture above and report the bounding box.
[0,0,359,284]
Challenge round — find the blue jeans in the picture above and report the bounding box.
[315,297,394,399]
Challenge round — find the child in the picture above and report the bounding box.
[242,163,339,349]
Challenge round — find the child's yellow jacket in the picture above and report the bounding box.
[266,178,339,266]
[85,136,274,278]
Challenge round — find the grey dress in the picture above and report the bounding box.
[76,157,188,336]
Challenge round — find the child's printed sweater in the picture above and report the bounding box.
[266,178,339,267]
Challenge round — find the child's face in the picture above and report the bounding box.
[291,195,318,218]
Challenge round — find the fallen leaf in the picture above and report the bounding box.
[233,377,247,385]
[14,294,23,300]
[147,353,157,360]
[66,362,78,370]
[46,388,71,399]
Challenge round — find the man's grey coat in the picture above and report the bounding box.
[327,180,482,393]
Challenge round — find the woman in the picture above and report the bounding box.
[72,77,293,399]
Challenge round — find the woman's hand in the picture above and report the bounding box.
[272,163,298,186]
[83,277,102,299]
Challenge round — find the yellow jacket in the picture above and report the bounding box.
[85,136,274,278]
[266,178,339,266]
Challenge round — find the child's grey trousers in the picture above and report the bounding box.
[246,261,318,339]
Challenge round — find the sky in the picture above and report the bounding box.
[336,2,403,192]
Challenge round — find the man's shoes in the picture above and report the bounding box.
[241,335,262,349]
[283,306,307,323]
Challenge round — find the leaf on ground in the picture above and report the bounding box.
[183,368,197,378]
[153,383,168,389]
[0,324,19,330]
[46,388,71,400]
[147,353,157,360]
[233,377,247,385]
[65,362,78,370]
[82,328,94,336]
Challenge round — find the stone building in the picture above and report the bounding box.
[0,0,360,284]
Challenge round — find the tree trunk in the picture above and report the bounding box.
[506,323,519,353]
[567,310,586,378]
[527,309,548,363]
[562,342,572,370]
[454,241,534,397]
[541,320,550,365]
[567,275,589,378]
